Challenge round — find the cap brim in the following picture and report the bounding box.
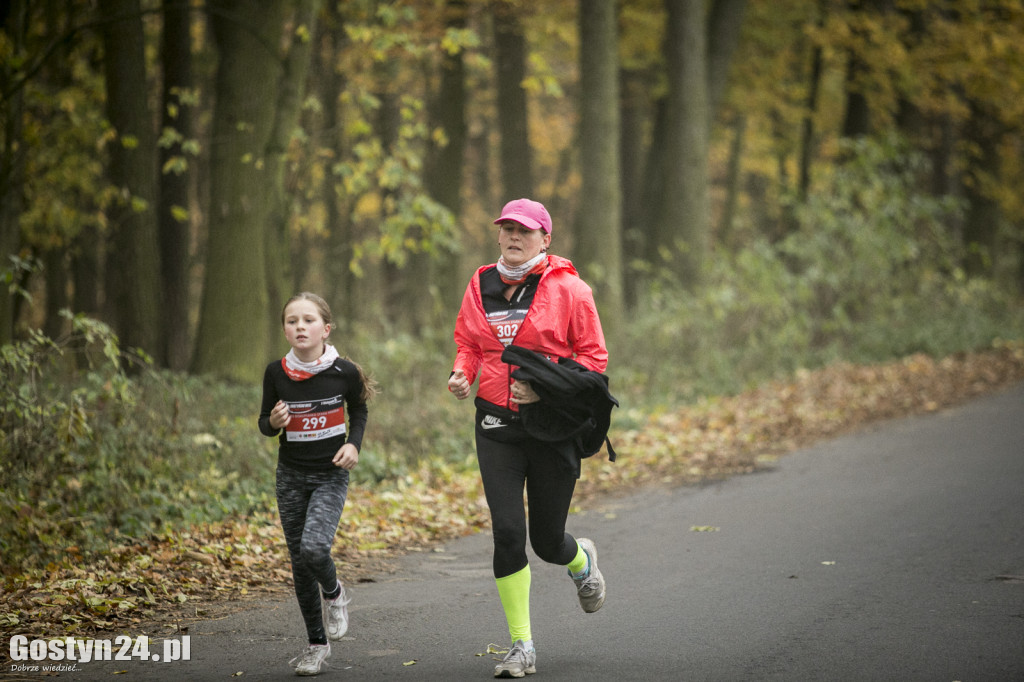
[493,213,546,232]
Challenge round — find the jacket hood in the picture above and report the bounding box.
[544,254,577,276]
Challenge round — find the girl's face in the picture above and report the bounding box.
[283,299,330,361]
[497,221,550,267]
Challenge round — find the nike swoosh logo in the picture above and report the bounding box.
[481,417,506,430]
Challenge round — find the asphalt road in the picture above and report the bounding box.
[27,383,1024,681]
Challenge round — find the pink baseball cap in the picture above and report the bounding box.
[493,198,552,234]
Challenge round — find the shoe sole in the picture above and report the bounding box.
[494,667,536,678]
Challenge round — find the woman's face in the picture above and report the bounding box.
[497,220,551,267]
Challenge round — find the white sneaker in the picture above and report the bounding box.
[570,538,606,613]
[290,642,330,676]
[323,585,352,640]
[493,639,536,678]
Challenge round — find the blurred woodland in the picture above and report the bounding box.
[2,0,1022,384]
[3,0,1024,618]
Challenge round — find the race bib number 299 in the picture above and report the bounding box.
[285,404,346,442]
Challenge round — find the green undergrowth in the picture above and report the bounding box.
[619,136,1024,405]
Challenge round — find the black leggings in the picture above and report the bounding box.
[276,463,349,645]
[476,431,579,579]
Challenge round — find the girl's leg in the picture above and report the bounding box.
[299,468,349,595]
[276,465,349,645]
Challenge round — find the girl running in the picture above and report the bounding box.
[259,292,376,676]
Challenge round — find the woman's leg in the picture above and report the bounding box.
[476,433,530,578]
[523,442,580,566]
[524,446,606,612]
[476,432,533,645]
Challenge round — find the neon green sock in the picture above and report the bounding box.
[495,565,532,643]
[567,541,588,576]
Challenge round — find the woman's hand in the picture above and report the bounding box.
[449,368,471,400]
[269,400,291,430]
[333,443,359,470]
[510,379,540,405]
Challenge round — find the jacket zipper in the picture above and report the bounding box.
[505,283,530,409]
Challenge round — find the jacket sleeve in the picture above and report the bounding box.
[452,274,484,385]
[568,280,608,373]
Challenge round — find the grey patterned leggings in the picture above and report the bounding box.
[276,462,349,645]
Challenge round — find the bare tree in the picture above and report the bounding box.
[159,0,194,370]
[493,0,532,199]
[99,0,164,359]
[193,0,315,381]
[573,0,623,333]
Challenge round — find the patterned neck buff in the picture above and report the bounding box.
[497,253,548,286]
[282,343,339,381]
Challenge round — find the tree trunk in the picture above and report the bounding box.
[619,64,653,305]
[42,249,68,339]
[262,0,322,355]
[0,0,28,344]
[193,0,291,381]
[493,0,532,199]
[99,0,163,359]
[840,1,872,140]
[798,0,824,202]
[425,0,469,312]
[655,0,709,288]
[962,103,1002,279]
[719,113,746,247]
[707,0,748,119]
[315,2,357,331]
[376,60,408,331]
[573,0,623,334]
[159,0,193,370]
[71,226,102,317]
[639,96,670,266]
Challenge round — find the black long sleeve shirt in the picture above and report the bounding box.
[258,358,369,472]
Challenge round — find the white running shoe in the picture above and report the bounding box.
[290,642,330,676]
[323,585,352,640]
[493,639,536,678]
[571,538,606,613]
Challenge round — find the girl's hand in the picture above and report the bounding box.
[269,400,291,430]
[333,443,359,470]
[510,379,540,405]
[448,368,471,400]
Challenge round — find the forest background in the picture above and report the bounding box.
[2,0,1024,637]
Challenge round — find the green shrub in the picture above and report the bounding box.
[0,318,477,571]
[0,315,278,569]
[621,136,1024,402]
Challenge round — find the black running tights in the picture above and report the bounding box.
[475,432,579,579]
[276,463,349,645]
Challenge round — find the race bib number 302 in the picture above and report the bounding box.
[487,308,528,347]
[285,403,346,442]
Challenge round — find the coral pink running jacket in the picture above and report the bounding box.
[452,255,608,412]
